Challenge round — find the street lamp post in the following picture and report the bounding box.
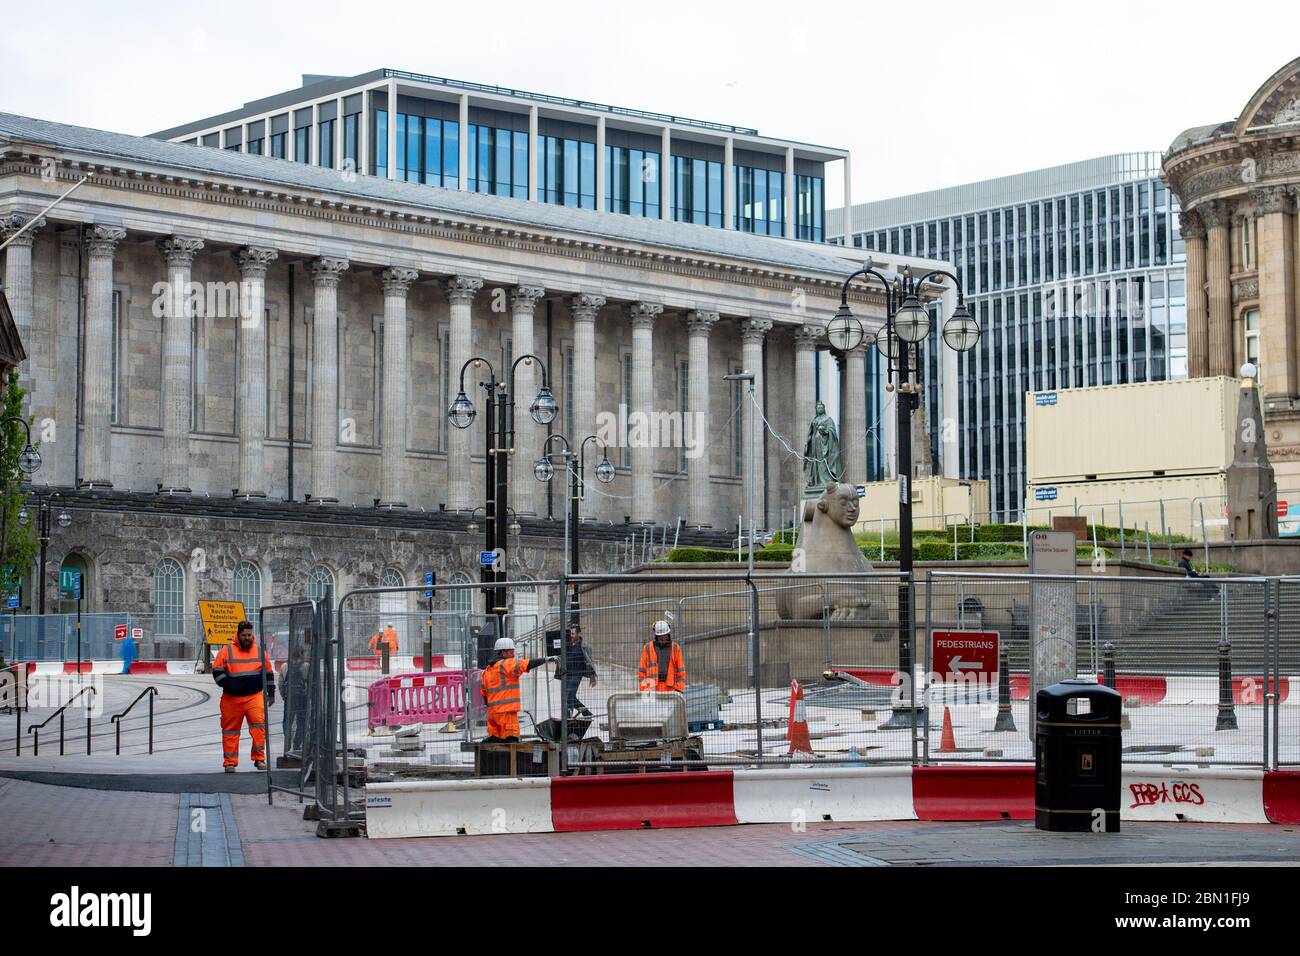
[831,262,980,730]
[19,492,73,615]
[448,354,557,622]
[535,433,614,618]
[0,415,42,590]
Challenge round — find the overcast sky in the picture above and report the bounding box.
[2,0,1296,209]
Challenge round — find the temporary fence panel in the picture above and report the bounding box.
[1276,577,1300,767]
[559,572,913,769]
[923,572,1273,767]
[0,612,205,662]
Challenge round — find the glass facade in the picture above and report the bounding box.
[795,174,824,242]
[734,165,784,235]
[540,135,596,209]
[838,162,1184,519]
[468,123,528,198]
[605,146,660,218]
[671,155,723,227]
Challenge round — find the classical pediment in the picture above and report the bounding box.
[0,290,27,372]
[1236,57,1300,135]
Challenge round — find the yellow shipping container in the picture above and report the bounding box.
[852,476,991,532]
[1024,473,1228,539]
[1025,376,1237,484]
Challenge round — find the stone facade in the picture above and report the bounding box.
[0,109,898,615]
[1165,56,1300,491]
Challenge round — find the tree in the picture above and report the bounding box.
[0,370,38,603]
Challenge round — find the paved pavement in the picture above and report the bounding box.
[2,775,1297,867]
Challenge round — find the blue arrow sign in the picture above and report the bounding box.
[6,596,18,610]
[424,570,434,598]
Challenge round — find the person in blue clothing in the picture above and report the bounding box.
[120,632,138,674]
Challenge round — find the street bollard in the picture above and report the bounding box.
[1216,638,1238,731]
[1102,641,1116,690]
[994,646,1016,732]
[422,638,433,671]
[381,644,390,676]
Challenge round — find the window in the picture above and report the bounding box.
[1245,308,1261,377]
[318,119,335,168]
[154,558,184,636]
[390,113,459,187]
[468,124,528,198]
[374,110,388,177]
[343,111,359,171]
[540,135,596,209]
[1241,219,1254,270]
[234,562,262,626]
[606,146,660,218]
[294,125,310,164]
[448,571,474,617]
[734,165,784,235]
[270,130,287,159]
[795,175,823,241]
[671,155,723,227]
[308,565,335,603]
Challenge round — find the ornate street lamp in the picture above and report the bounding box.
[835,260,979,730]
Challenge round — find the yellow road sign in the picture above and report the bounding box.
[198,600,247,645]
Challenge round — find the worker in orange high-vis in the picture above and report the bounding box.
[480,636,554,742]
[638,619,686,693]
[368,623,399,656]
[212,620,275,772]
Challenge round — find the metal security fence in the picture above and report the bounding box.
[1276,577,1300,767]
[0,613,204,662]
[922,572,1277,767]
[555,571,915,769]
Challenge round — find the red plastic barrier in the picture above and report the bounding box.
[1008,674,1167,704]
[127,661,169,674]
[837,668,897,687]
[551,771,738,831]
[1234,675,1289,705]
[1263,771,1300,824]
[913,765,1034,821]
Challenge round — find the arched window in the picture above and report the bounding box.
[154,558,185,636]
[379,568,407,644]
[448,571,473,618]
[308,565,335,603]
[234,562,262,625]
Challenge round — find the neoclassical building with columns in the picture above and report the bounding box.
[1165,57,1300,490]
[0,109,900,622]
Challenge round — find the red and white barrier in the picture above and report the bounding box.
[364,764,1300,838]
[21,660,198,676]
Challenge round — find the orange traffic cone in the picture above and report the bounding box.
[937,706,957,754]
[787,679,813,755]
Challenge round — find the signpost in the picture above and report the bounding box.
[1029,530,1078,736]
[930,629,1000,700]
[198,600,247,646]
[114,624,128,641]
[59,569,84,678]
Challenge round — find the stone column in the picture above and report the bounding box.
[739,318,772,527]
[1182,210,1208,377]
[841,343,867,486]
[1254,186,1298,398]
[1203,201,1233,377]
[379,267,418,507]
[629,302,662,523]
[445,275,483,511]
[309,257,349,502]
[570,294,605,445]
[509,285,545,515]
[0,213,44,393]
[80,225,126,488]
[235,246,277,498]
[156,236,204,493]
[684,310,719,527]
[793,324,822,493]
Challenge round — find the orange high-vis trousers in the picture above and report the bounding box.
[220,692,267,767]
[487,711,520,739]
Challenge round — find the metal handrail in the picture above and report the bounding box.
[1,661,26,755]
[28,684,96,756]
[109,686,158,755]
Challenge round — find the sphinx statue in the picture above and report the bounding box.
[777,481,879,621]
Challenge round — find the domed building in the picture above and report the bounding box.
[1164,57,1300,491]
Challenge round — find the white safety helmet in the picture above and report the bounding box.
[493,636,516,652]
[653,620,671,637]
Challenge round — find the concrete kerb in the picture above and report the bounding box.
[365,776,553,838]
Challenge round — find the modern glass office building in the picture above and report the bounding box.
[827,153,1187,519]
[152,69,848,243]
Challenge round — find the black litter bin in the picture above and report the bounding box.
[1035,678,1122,833]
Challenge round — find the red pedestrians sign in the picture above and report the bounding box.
[930,630,1000,681]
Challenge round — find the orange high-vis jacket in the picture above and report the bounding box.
[212,639,273,698]
[369,627,398,655]
[480,657,540,715]
[638,640,686,693]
